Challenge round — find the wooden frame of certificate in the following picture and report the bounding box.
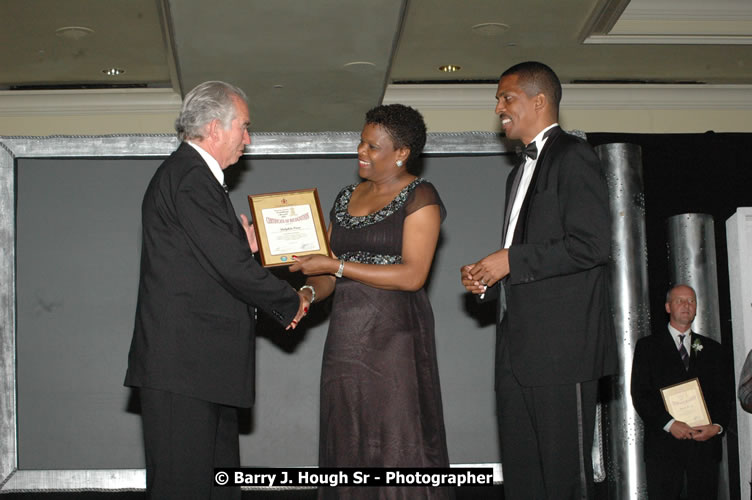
[660,377,712,427]
[248,188,331,267]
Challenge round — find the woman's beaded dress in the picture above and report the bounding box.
[319,179,453,500]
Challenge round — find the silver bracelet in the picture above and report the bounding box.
[299,284,316,304]
[335,259,345,278]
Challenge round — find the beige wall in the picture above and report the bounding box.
[384,84,752,134]
[2,84,752,136]
[419,108,752,134]
[0,89,181,137]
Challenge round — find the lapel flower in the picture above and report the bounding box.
[692,338,703,353]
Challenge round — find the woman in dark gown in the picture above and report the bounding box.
[291,104,452,499]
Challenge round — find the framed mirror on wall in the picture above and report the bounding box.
[0,132,522,491]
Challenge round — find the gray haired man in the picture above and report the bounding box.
[125,81,309,499]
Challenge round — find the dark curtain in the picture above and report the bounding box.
[588,131,752,500]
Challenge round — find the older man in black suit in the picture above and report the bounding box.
[125,81,308,500]
[631,284,732,500]
[461,61,617,499]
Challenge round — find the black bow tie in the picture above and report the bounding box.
[520,142,538,160]
[519,127,557,161]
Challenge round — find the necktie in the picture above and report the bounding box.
[678,334,690,370]
[520,142,538,160]
[222,182,229,194]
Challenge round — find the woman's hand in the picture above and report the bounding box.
[285,290,311,331]
[289,254,338,276]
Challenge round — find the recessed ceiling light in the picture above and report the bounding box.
[438,65,461,73]
[55,26,94,40]
[102,68,125,76]
[343,61,377,73]
[471,22,509,37]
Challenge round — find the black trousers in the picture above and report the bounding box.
[139,387,241,500]
[645,445,719,500]
[496,338,598,500]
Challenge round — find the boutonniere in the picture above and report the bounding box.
[692,338,703,353]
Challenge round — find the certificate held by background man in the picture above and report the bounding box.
[248,188,331,267]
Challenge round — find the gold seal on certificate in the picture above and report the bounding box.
[248,188,331,267]
[660,377,712,427]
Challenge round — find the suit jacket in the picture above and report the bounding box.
[488,126,617,387]
[631,330,732,462]
[125,143,299,408]
[738,349,752,413]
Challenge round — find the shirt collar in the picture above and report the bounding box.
[527,123,558,154]
[668,322,691,344]
[186,141,224,186]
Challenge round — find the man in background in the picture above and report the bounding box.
[631,284,732,500]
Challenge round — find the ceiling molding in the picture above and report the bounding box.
[4,84,752,121]
[0,89,182,117]
[584,34,752,44]
[579,0,632,39]
[384,84,752,110]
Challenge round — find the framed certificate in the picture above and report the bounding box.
[660,377,711,427]
[248,188,331,267]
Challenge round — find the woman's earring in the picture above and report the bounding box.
[396,160,403,167]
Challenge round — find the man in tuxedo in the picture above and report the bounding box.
[461,61,617,499]
[125,81,308,500]
[631,284,732,499]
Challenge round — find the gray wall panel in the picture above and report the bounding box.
[15,154,512,468]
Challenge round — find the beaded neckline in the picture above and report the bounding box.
[334,178,426,229]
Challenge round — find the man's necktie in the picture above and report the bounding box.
[678,334,690,370]
[222,182,229,194]
[520,142,538,160]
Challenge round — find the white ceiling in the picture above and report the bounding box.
[1,0,751,132]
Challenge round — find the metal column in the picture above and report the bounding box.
[666,213,722,342]
[666,213,728,500]
[596,143,650,499]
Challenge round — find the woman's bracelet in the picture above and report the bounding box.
[335,259,345,278]
[299,284,316,304]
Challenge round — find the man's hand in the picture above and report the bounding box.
[461,264,487,295]
[669,420,695,440]
[239,214,258,253]
[691,424,721,442]
[461,249,510,291]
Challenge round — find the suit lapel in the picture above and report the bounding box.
[512,126,562,244]
[658,328,688,374]
[687,331,702,374]
[180,143,243,238]
[502,165,523,241]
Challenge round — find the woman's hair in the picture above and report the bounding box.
[365,104,427,166]
[175,81,248,141]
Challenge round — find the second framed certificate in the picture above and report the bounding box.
[248,188,331,267]
[660,377,712,427]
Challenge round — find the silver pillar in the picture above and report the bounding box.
[596,143,650,500]
[665,213,728,500]
[665,214,722,342]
